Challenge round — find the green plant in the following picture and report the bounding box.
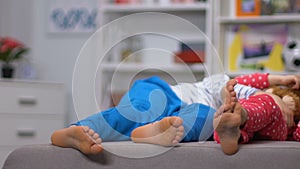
[0,37,28,65]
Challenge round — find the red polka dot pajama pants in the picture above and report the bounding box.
[214,73,300,143]
[214,94,292,143]
[239,94,288,143]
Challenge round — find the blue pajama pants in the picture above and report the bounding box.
[74,76,215,142]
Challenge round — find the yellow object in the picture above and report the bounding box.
[228,33,242,71]
[259,43,284,71]
[239,25,250,32]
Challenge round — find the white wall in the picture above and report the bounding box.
[0,0,33,49]
[0,0,97,125]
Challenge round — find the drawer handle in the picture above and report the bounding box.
[17,128,36,137]
[18,96,37,105]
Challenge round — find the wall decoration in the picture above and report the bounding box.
[236,0,261,17]
[47,0,99,33]
[227,24,288,72]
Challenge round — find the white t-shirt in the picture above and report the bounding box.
[170,74,258,109]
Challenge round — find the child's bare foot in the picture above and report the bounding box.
[51,126,103,155]
[221,79,238,110]
[213,79,242,155]
[131,116,184,146]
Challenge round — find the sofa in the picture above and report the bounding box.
[3,141,300,169]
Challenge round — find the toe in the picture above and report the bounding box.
[169,117,183,127]
[177,131,184,138]
[81,126,90,133]
[95,138,102,144]
[177,126,184,132]
[172,139,179,145]
[92,133,99,139]
[175,135,182,141]
[88,129,95,136]
[90,144,103,154]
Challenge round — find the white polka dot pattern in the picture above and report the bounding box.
[235,73,269,90]
[239,94,288,142]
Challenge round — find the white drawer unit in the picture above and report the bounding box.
[0,114,64,146]
[0,80,65,115]
[0,79,66,168]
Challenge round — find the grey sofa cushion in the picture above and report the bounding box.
[3,141,300,169]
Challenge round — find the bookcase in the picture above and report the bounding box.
[214,0,300,76]
[95,0,214,109]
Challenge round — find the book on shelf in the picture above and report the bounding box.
[235,0,300,17]
[174,42,205,63]
[294,0,300,12]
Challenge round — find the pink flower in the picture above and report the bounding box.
[0,36,28,64]
[0,45,8,53]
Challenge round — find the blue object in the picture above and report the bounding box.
[73,76,215,142]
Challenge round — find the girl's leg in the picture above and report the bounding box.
[240,94,287,140]
[213,79,243,155]
[241,94,288,140]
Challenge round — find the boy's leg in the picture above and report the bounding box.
[131,99,218,145]
[75,76,182,141]
[51,76,183,154]
[51,126,103,154]
[213,79,246,155]
[131,116,184,146]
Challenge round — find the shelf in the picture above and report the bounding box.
[226,70,300,77]
[101,63,206,73]
[179,34,207,43]
[219,14,300,24]
[97,1,213,109]
[103,2,209,13]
